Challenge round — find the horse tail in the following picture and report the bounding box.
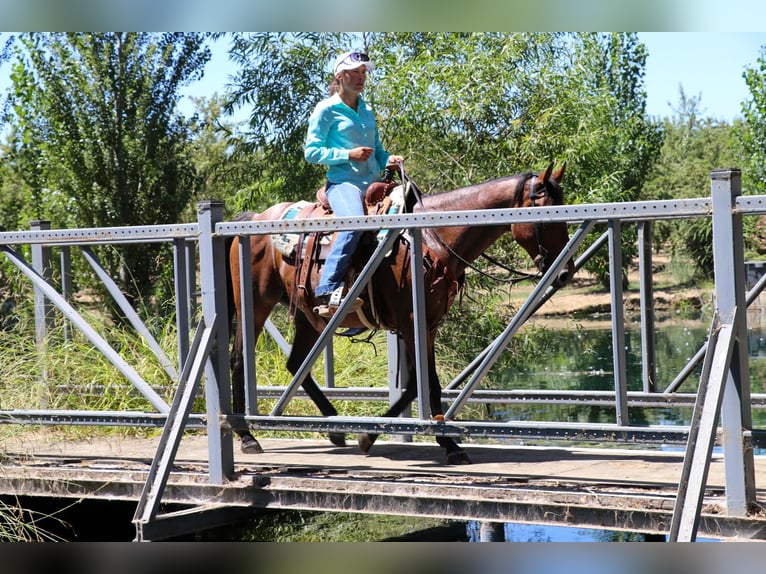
[224,234,236,336]
[225,211,259,336]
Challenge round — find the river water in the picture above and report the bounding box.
[461,308,766,542]
[489,310,766,429]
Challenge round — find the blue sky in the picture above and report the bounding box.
[639,32,766,121]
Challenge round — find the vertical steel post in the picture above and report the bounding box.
[173,238,191,370]
[710,168,755,515]
[59,246,72,341]
[608,219,629,424]
[197,200,234,483]
[31,220,53,408]
[638,221,657,393]
[237,234,257,414]
[478,522,505,542]
[30,220,54,347]
[408,227,431,419]
[185,239,198,321]
[324,340,335,388]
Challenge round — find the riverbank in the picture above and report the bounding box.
[505,254,712,328]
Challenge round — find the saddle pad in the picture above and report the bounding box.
[376,184,406,243]
[272,201,314,258]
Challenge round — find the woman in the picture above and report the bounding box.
[305,50,404,318]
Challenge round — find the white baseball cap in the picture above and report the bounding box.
[333,51,375,75]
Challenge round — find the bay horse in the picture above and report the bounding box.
[228,162,573,464]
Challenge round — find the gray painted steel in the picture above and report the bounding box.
[710,170,756,516]
[0,171,763,541]
[197,200,234,484]
[638,221,657,393]
[608,219,629,424]
[133,317,216,539]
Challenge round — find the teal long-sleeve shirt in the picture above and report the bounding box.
[304,94,390,190]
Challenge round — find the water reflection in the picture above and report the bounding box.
[489,311,766,428]
[466,521,659,542]
[464,311,766,544]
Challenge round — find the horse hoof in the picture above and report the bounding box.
[446,450,471,465]
[357,433,373,454]
[241,435,264,454]
[329,432,347,447]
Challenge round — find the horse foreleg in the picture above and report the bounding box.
[425,352,471,465]
[426,356,471,465]
[357,383,418,454]
[230,326,264,454]
[358,339,471,465]
[285,312,346,447]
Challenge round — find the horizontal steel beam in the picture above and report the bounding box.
[0,224,198,247]
[215,198,716,237]
[5,462,765,541]
[231,414,695,445]
[0,409,206,428]
[44,385,766,408]
[4,408,766,448]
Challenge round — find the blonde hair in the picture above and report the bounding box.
[329,76,341,96]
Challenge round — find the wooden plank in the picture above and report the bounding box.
[3,433,766,540]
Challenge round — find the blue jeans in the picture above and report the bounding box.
[315,181,365,297]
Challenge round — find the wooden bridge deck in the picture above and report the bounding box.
[2,431,766,541]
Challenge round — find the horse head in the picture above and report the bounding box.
[511,162,574,288]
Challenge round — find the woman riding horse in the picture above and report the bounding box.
[228,162,573,464]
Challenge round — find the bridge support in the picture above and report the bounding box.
[197,200,235,484]
[710,169,755,517]
[669,169,756,541]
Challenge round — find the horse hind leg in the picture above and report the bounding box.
[286,312,346,448]
[230,330,264,454]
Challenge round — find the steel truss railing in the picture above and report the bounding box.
[0,169,763,541]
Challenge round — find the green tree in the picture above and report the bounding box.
[643,87,743,276]
[0,34,12,127]
[741,46,766,261]
[742,46,766,196]
[184,93,255,220]
[224,32,356,212]
[5,32,210,309]
[225,33,660,285]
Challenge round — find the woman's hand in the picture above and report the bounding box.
[349,146,374,162]
[387,155,404,166]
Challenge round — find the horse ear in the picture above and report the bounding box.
[541,161,554,183]
[552,162,566,183]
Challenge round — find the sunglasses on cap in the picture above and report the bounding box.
[345,52,370,63]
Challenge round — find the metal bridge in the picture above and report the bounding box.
[1,169,765,541]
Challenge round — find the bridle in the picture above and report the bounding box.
[526,173,552,271]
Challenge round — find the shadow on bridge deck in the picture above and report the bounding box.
[2,431,765,541]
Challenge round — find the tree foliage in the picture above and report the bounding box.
[225,33,662,284]
[223,32,354,212]
[742,46,766,197]
[643,87,744,276]
[5,32,210,308]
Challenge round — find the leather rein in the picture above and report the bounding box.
[400,165,547,285]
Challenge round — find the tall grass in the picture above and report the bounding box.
[0,290,517,446]
[0,498,66,542]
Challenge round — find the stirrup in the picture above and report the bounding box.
[313,286,362,318]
